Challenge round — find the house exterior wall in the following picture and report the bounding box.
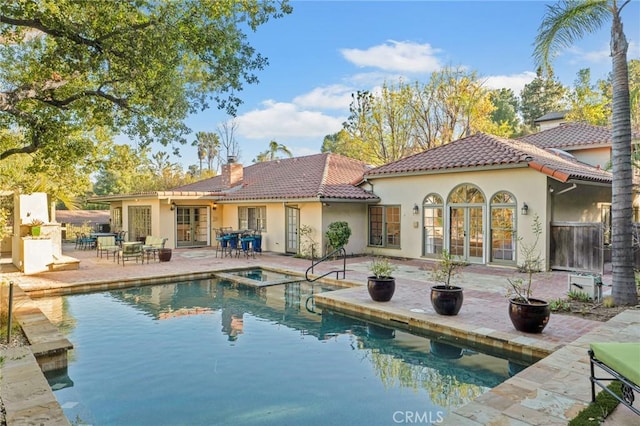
[566,146,610,169]
[549,182,610,222]
[321,203,368,256]
[366,167,550,266]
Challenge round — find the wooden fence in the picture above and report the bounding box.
[550,222,640,273]
[549,222,604,273]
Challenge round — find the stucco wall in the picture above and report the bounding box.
[366,167,550,266]
[321,203,368,256]
[567,146,610,169]
[549,182,610,222]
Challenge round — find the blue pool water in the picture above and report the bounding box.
[36,279,523,425]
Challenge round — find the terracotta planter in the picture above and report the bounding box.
[158,248,172,262]
[367,276,395,302]
[508,298,550,333]
[430,285,464,315]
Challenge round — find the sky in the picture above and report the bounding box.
[159,0,640,170]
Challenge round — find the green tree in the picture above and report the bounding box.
[411,67,496,149]
[0,0,291,164]
[519,68,568,128]
[534,0,635,305]
[488,88,521,136]
[93,144,148,196]
[253,140,293,162]
[566,68,609,125]
[192,131,220,174]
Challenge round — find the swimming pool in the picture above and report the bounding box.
[35,278,524,425]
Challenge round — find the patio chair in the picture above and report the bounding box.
[115,230,127,246]
[117,242,144,266]
[96,236,119,260]
[240,233,255,258]
[589,342,640,416]
[143,236,167,262]
[214,229,228,258]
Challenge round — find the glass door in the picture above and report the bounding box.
[449,207,484,263]
[285,206,299,254]
[176,207,209,248]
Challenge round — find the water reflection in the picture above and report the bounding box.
[34,278,530,421]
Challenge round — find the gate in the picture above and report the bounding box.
[550,222,604,273]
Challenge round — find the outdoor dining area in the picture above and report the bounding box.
[214,228,262,259]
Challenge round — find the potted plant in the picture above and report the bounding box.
[506,214,550,333]
[430,249,465,315]
[367,257,397,302]
[29,218,45,237]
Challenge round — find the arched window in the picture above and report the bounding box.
[490,191,516,263]
[448,184,485,204]
[423,194,444,256]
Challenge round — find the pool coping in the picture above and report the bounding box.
[5,263,640,425]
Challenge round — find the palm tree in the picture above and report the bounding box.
[254,140,293,162]
[192,132,219,175]
[266,140,293,160]
[534,0,635,305]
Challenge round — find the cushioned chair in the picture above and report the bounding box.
[117,242,144,266]
[96,236,119,260]
[589,342,640,415]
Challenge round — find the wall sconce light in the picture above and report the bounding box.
[521,203,529,215]
[170,202,176,211]
[212,203,217,210]
[413,204,420,215]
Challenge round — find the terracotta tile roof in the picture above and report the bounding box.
[173,153,378,201]
[518,122,612,149]
[365,132,612,184]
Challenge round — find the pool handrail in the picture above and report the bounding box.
[305,246,346,282]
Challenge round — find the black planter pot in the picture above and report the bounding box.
[508,298,550,333]
[367,276,396,302]
[430,285,464,315]
[158,248,172,262]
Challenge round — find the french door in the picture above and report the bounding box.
[449,206,484,263]
[285,206,299,254]
[176,207,208,247]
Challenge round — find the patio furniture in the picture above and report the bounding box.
[117,242,144,266]
[240,233,255,258]
[81,233,96,250]
[589,342,640,416]
[115,230,127,246]
[214,229,228,258]
[96,236,119,260]
[143,236,168,262]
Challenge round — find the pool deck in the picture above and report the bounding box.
[1,244,638,425]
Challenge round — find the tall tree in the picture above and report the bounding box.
[253,140,292,162]
[0,0,291,165]
[534,0,635,305]
[192,131,220,175]
[488,88,521,137]
[566,68,609,125]
[519,68,568,128]
[411,67,496,150]
[217,119,240,163]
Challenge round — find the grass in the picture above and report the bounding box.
[568,381,622,425]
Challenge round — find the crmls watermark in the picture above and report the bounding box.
[392,410,445,424]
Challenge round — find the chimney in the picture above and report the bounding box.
[222,159,243,188]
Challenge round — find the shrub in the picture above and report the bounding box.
[325,221,351,251]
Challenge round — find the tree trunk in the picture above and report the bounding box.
[610,9,636,305]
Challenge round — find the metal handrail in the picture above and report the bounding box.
[305,246,347,282]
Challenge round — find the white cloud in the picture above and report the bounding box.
[236,100,345,141]
[566,45,610,64]
[483,71,537,94]
[292,84,354,110]
[340,40,442,73]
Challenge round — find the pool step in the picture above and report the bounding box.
[48,254,80,271]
